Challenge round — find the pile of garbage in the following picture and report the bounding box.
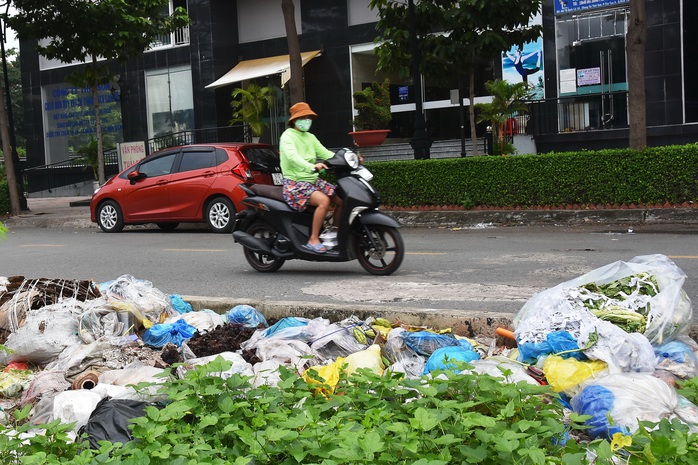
[0,253,696,446]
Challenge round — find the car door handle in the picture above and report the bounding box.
[156,180,168,186]
[202,170,215,177]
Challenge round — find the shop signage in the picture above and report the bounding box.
[577,67,601,86]
[118,141,146,171]
[555,0,629,15]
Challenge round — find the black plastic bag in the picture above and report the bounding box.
[78,397,151,449]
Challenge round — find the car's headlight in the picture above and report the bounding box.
[343,149,360,169]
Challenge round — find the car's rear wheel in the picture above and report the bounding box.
[97,200,125,233]
[243,221,285,272]
[157,223,179,231]
[205,197,235,233]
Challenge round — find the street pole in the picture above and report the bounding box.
[408,0,431,159]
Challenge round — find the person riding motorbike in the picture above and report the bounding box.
[279,102,342,253]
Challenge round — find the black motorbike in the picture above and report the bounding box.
[232,148,404,275]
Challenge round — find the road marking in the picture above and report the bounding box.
[668,256,698,259]
[164,248,226,252]
[20,244,65,247]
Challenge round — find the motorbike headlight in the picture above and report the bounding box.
[343,149,360,169]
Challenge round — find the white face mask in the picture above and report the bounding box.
[294,118,312,132]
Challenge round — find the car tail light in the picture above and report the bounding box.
[232,164,253,180]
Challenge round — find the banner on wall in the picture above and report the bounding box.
[502,11,544,100]
[555,0,629,15]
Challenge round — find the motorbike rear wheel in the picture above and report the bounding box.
[356,225,404,275]
[243,221,285,272]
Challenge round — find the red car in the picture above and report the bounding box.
[90,143,282,233]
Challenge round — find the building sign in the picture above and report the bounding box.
[577,67,601,86]
[118,141,146,171]
[42,83,123,164]
[560,68,577,94]
[502,11,544,100]
[555,0,629,15]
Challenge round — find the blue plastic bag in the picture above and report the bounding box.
[518,330,584,363]
[264,317,308,337]
[655,340,696,364]
[402,331,465,356]
[142,319,196,348]
[169,294,193,314]
[423,345,480,374]
[570,385,628,439]
[226,305,268,328]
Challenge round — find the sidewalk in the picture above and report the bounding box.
[3,196,697,229]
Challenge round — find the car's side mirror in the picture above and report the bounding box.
[127,170,146,184]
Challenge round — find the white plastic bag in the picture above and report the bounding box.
[53,390,103,432]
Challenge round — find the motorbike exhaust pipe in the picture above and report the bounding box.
[232,231,273,254]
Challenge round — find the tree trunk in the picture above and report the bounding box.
[282,0,303,104]
[627,0,647,150]
[0,78,20,215]
[468,67,479,156]
[91,58,106,185]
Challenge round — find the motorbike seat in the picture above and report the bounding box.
[249,184,284,202]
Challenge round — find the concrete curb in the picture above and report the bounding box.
[182,295,698,342]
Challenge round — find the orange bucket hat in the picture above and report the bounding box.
[288,102,318,126]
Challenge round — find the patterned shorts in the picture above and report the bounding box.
[283,178,336,212]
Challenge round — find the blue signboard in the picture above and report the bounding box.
[555,0,629,15]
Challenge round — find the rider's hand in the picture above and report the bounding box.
[312,163,327,173]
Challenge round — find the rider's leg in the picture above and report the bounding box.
[308,191,330,246]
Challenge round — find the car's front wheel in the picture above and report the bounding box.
[97,200,125,233]
[205,197,235,233]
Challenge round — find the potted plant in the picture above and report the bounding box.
[475,79,530,155]
[350,78,392,147]
[229,84,276,142]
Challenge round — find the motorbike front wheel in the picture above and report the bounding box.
[242,221,285,272]
[356,225,404,275]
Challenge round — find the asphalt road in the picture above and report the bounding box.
[1,222,697,319]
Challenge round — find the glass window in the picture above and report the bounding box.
[139,153,177,177]
[237,0,301,43]
[178,151,216,172]
[145,66,194,139]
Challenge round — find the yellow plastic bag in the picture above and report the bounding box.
[543,355,608,395]
[303,357,344,395]
[344,344,385,376]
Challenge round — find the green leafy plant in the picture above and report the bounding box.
[352,78,392,131]
[229,83,277,138]
[476,79,531,155]
[71,138,100,181]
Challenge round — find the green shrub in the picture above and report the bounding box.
[365,144,698,208]
[0,179,10,215]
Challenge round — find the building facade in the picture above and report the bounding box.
[18,0,698,169]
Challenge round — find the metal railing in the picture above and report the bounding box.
[150,25,190,49]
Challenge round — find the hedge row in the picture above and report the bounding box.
[364,144,698,208]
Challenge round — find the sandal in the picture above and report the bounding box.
[305,241,327,253]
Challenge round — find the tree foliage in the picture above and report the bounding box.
[369,0,542,155]
[5,0,189,184]
[476,79,530,154]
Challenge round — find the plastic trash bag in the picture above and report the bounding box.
[252,360,283,388]
[465,356,540,385]
[79,398,151,449]
[655,337,698,380]
[100,275,176,328]
[383,328,426,379]
[344,344,385,376]
[169,294,193,314]
[401,331,462,356]
[423,345,480,374]
[543,355,608,395]
[0,300,84,366]
[176,352,254,380]
[226,304,268,328]
[570,372,683,439]
[53,390,103,432]
[515,254,692,347]
[0,370,31,397]
[517,330,585,364]
[142,319,196,348]
[78,308,125,344]
[303,358,344,395]
[165,310,225,334]
[577,319,656,374]
[20,370,70,407]
[310,316,369,359]
[265,317,309,336]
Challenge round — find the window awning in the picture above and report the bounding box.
[205,50,322,89]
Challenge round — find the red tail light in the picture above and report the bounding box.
[232,164,253,180]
